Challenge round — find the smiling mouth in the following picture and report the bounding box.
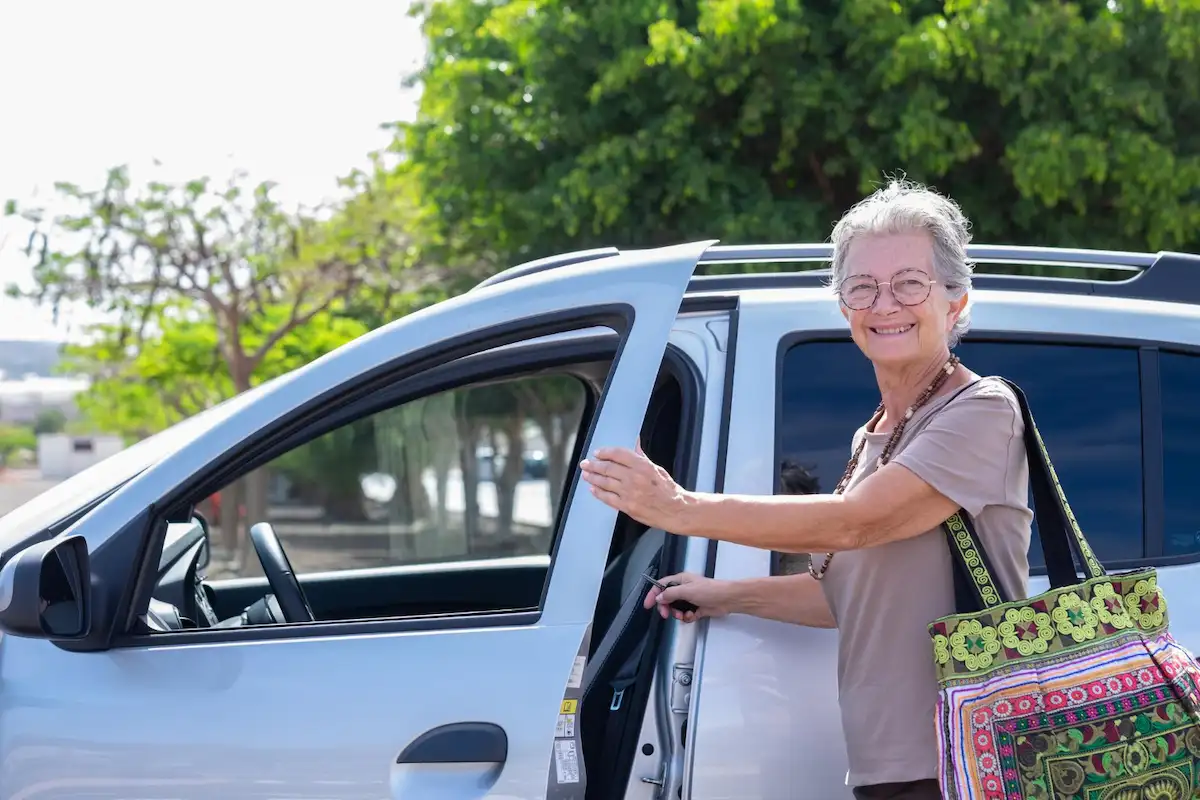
[870,324,914,336]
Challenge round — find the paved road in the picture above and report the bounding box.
[0,470,57,517]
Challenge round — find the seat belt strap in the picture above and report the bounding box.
[590,556,664,797]
[581,552,662,703]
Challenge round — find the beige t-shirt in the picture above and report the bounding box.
[815,376,1032,787]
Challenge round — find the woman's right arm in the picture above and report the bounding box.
[646,572,836,629]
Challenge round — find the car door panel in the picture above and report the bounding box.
[0,241,714,799]
[3,623,586,799]
[687,293,850,799]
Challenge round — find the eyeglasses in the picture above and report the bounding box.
[838,268,939,310]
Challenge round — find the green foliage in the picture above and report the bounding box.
[3,163,433,442]
[272,420,380,520]
[61,305,369,440]
[32,408,67,435]
[5,165,421,397]
[305,156,450,328]
[58,314,226,439]
[400,0,1200,271]
[0,425,36,465]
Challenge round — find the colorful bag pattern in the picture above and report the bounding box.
[930,379,1200,800]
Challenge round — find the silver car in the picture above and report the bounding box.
[1,240,1197,799]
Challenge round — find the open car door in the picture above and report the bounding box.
[0,241,712,799]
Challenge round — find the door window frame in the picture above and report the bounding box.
[771,327,1192,574]
[100,306,641,651]
[110,318,707,651]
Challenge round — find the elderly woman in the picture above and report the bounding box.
[580,180,1032,800]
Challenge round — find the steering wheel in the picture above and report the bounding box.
[249,522,315,623]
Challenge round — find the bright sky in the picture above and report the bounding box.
[0,0,424,342]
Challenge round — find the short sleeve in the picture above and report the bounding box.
[890,382,1022,518]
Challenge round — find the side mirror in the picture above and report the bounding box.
[0,534,91,640]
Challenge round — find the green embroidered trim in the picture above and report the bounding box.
[948,618,1002,671]
[945,513,1002,608]
[945,413,1108,612]
[996,605,1055,656]
[930,569,1168,683]
[1051,591,1100,643]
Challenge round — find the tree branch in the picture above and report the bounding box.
[247,269,361,368]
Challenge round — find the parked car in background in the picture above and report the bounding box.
[1,240,1198,799]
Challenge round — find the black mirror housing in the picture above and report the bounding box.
[0,534,91,640]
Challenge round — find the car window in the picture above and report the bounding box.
[203,372,589,579]
[1159,351,1200,557]
[776,340,1144,572]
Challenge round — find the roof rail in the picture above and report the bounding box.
[697,243,1156,270]
[690,245,1200,304]
[472,241,1200,305]
[473,247,620,291]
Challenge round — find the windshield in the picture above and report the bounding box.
[0,381,273,550]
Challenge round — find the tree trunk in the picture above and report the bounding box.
[494,415,525,540]
[434,457,451,533]
[539,394,585,512]
[217,479,243,567]
[546,413,569,507]
[419,393,457,535]
[228,361,261,573]
[457,419,482,553]
[401,442,432,522]
[239,468,270,569]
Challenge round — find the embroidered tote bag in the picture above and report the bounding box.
[930,379,1200,800]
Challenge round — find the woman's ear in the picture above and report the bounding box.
[947,291,968,329]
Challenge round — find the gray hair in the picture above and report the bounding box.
[829,178,974,346]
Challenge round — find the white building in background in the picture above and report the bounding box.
[0,375,89,425]
[37,433,124,479]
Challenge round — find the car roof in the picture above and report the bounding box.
[478,242,1200,312]
[684,281,1200,348]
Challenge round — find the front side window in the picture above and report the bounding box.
[776,340,1144,572]
[204,372,589,579]
[1159,351,1200,557]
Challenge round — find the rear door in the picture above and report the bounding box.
[686,286,1200,798]
[685,291,850,799]
[0,241,712,799]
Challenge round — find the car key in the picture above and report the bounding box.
[643,573,699,614]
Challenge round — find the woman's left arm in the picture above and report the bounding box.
[677,463,960,553]
[581,387,1021,553]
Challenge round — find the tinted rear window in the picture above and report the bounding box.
[1159,351,1200,557]
[777,340,1144,569]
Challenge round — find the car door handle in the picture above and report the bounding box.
[391,722,507,798]
[396,721,508,764]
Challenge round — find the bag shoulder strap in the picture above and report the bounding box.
[937,376,1106,613]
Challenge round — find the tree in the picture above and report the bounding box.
[61,304,370,437]
[330,156,463,327]
[515,375,586,510]
[56,303,370,565]
[8,167,392,394]
[32,408,67,435]
[272,419,380,521]
[0,425,36,466]
[5,165,415,561]
[60,312,232,440]
[399,0,1200,272]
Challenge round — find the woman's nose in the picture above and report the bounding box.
[873,282,903,311]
